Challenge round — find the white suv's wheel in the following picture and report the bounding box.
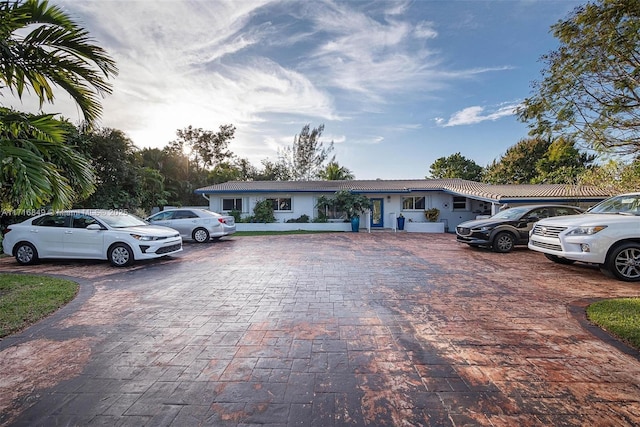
[606,243,640,282]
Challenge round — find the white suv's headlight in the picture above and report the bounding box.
[566,225,607,236]
[131,234,153,241]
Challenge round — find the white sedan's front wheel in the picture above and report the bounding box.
[109,243,134,267]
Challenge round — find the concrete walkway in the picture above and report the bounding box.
[0,233,639,426]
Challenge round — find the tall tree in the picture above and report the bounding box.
[168,125,235,172]
[319,161,355,180]
[208,157,258,184]
[533,137,596,184]
[578,158,640,194]
[428,152,483,181]
[279,124,335,181]
[256,158,292,181]
[0,0,117,210]
[484,138,551,184]
[484,137,595,184]
[77,128,142,209]
[517,0,640,155]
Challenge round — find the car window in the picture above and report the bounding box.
[554,207,581,216]
[589,194,640,214]
[32,214,67,227]
[149,211,172,221]
[174,210,198,219]
[492,207,528,220]
[528,208,550,219]
[72,213,99,229]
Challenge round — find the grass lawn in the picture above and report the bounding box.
[0,274,79,338]
[587,297,640,350]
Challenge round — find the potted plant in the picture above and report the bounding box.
[425,208,440,222]
[397,213,405,230]
[316,190,371,232]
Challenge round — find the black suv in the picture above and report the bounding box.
[456,204,583,253]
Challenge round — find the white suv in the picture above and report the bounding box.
[528,193,640,282]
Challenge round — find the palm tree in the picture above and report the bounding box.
[0,0,118,124]
[0,110,95,210]
[319,161,355,180]
[0,0,118,210]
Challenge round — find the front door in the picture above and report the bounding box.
[370,198,384,228]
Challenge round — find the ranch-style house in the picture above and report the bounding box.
[195,179,611,232]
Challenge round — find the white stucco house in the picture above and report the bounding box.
[194,179,611,232]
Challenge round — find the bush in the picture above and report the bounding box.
[229,209,242,223]
[252,199,276,223]
[286,214,310,223]
[312,214,328,223]
[425,208,440,222]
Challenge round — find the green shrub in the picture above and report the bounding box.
[425,208,440,222]
[286,214,310,223]
[252,199,276,223]
[229,209,242,223]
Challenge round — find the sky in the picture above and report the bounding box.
[8,0,585,180]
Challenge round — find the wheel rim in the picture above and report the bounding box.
[614,247,640,280]
[16,245,33,263]
[111,246,130,266]
[194,229,208,242]
[496,235,513,252]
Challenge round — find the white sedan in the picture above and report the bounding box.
[146,208,236,243]
[2,209,182,267]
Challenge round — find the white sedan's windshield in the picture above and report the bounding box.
[96,213,147,228]
[589,194,640,215]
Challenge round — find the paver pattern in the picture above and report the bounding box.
[0,232,639,426]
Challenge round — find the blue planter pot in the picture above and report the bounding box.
[397,217,405,230]
[350,217,360,232]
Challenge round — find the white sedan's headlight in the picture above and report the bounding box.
[131,234,154,241]
[566,225,607,236]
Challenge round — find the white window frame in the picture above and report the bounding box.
[401,196,426,211]
[222,197,244,212]
[268,197,292,212]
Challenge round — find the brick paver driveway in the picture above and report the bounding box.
[0,233,639,426]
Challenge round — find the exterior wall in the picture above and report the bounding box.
[236,222,351,232]
[205,191,494,232]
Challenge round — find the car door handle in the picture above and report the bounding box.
[65,230,73,234]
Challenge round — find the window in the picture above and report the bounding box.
[401,196,425,210]
[318,205,347,220]
[33,214,67,227]
[173,210,198,219]
[72,214,99,229]
[222,198,243,211]
[453,196,467,210]
[268,198,292,211]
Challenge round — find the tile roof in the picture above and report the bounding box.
[195,179,612,202]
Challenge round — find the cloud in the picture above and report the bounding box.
[300,2,444,101]
[435,103,521,127]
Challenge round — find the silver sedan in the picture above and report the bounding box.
[146,208,236,243]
